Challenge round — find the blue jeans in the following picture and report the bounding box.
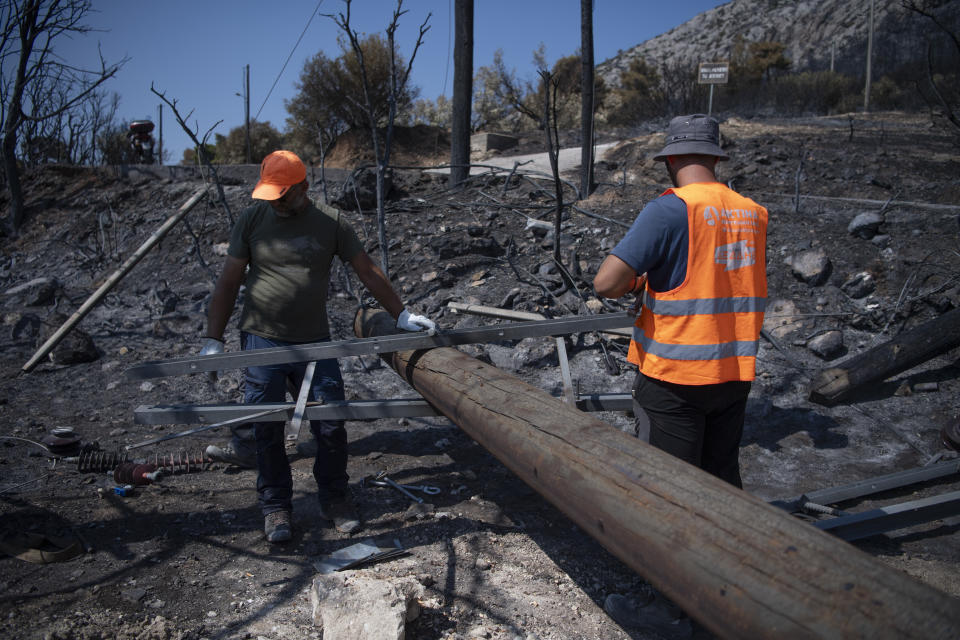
[236,332,348,515]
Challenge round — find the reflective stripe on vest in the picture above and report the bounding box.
[643,295,767,316]
[632,326,760,360]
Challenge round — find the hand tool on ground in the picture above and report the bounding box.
[284,360,317,445]
[373,471,426,503]
[365,475,441,496]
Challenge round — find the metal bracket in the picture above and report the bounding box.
[126,313,634,380]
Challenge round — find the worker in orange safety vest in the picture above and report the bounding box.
[593,114,768,488]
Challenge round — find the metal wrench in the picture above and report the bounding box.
[368,476,441,495]
[379,474,423,503]
[373,471,440,502]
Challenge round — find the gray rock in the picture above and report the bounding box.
[311,573,423,639]
[847,211,884,239]
[871,234,891,248]
[4,277,59,306]
[788,248,832,286]
[840,272,875,299]
[38,312,99,365]
[807,330,844,360]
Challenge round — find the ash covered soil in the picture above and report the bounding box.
[1,113,959,640]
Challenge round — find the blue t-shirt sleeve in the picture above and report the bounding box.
[610,193,689,292]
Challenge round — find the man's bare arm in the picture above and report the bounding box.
[594,254,643,299]
[348,251,404,319]
[205,255,248,340]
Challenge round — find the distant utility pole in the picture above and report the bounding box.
[579,0,595,198]
[157,104,163,165]
[864,0,874,112]
[450,0,473,189]
[244,64,251,163]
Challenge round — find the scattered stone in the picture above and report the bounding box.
[38,312,99,365]
[807,331,844,360]
[840,272,875,299]
[763,299,803,339]
[311,573,424,639]
[787,249,831,286]
[848,211,884,239]
[871,234,891,248]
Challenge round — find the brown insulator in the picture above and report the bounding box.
[77,449,127,473]
[113,462,159,485]
[151,450,207,474]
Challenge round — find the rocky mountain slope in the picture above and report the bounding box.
[598,0,960,85]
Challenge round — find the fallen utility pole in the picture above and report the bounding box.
[126,312,633,380]
[355,307,960,639]
[809,307,960,404]
[23,187,208,373]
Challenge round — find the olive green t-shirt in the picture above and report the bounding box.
[227,200,363,342]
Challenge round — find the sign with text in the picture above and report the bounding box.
[698,62,729,85]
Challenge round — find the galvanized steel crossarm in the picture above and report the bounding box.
[126,312,634,380]
[133,393,633,425]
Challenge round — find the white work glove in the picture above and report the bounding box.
[200,337,225,381]
[396,309,436,334]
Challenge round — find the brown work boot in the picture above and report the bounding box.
[264,510,292,543]
[319,496,361,534]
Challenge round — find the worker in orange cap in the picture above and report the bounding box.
[202,150,435,543]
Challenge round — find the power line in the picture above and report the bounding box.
[256,0,324,121]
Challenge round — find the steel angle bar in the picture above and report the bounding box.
[574,393,632,412]
[770,459,960,512]
[126,312,634,380]
[133,392,636,426]
[134,399,441,424]
[814,490,960,541]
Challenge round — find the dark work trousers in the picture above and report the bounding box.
[632,372,751,488]
[241,332,348,515]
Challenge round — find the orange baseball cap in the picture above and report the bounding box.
[252,150,307,200]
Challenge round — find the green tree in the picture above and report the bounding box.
[607,57,666,125]
[408,95,451,128]
[180,143,217,166]
[285,33,418,162]
[213,120,284,165]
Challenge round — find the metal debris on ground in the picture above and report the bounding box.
[313,537,407,574]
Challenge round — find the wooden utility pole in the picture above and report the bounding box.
[157,104,163,165]
[450,0,473,189]
[864,0,875,112]
[355,307,960,640]
[244,64,251,164]
[579,0,595,198]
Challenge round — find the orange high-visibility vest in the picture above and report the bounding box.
[627,182,768,385]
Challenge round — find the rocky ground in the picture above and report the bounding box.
[0,112,958,640]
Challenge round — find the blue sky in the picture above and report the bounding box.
[59,1,727,163]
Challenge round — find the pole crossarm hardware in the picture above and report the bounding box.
[353,307,960,639]
[126,313,634,380]
[132,393,633,426]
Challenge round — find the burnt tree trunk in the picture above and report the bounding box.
[809,307,960,404]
